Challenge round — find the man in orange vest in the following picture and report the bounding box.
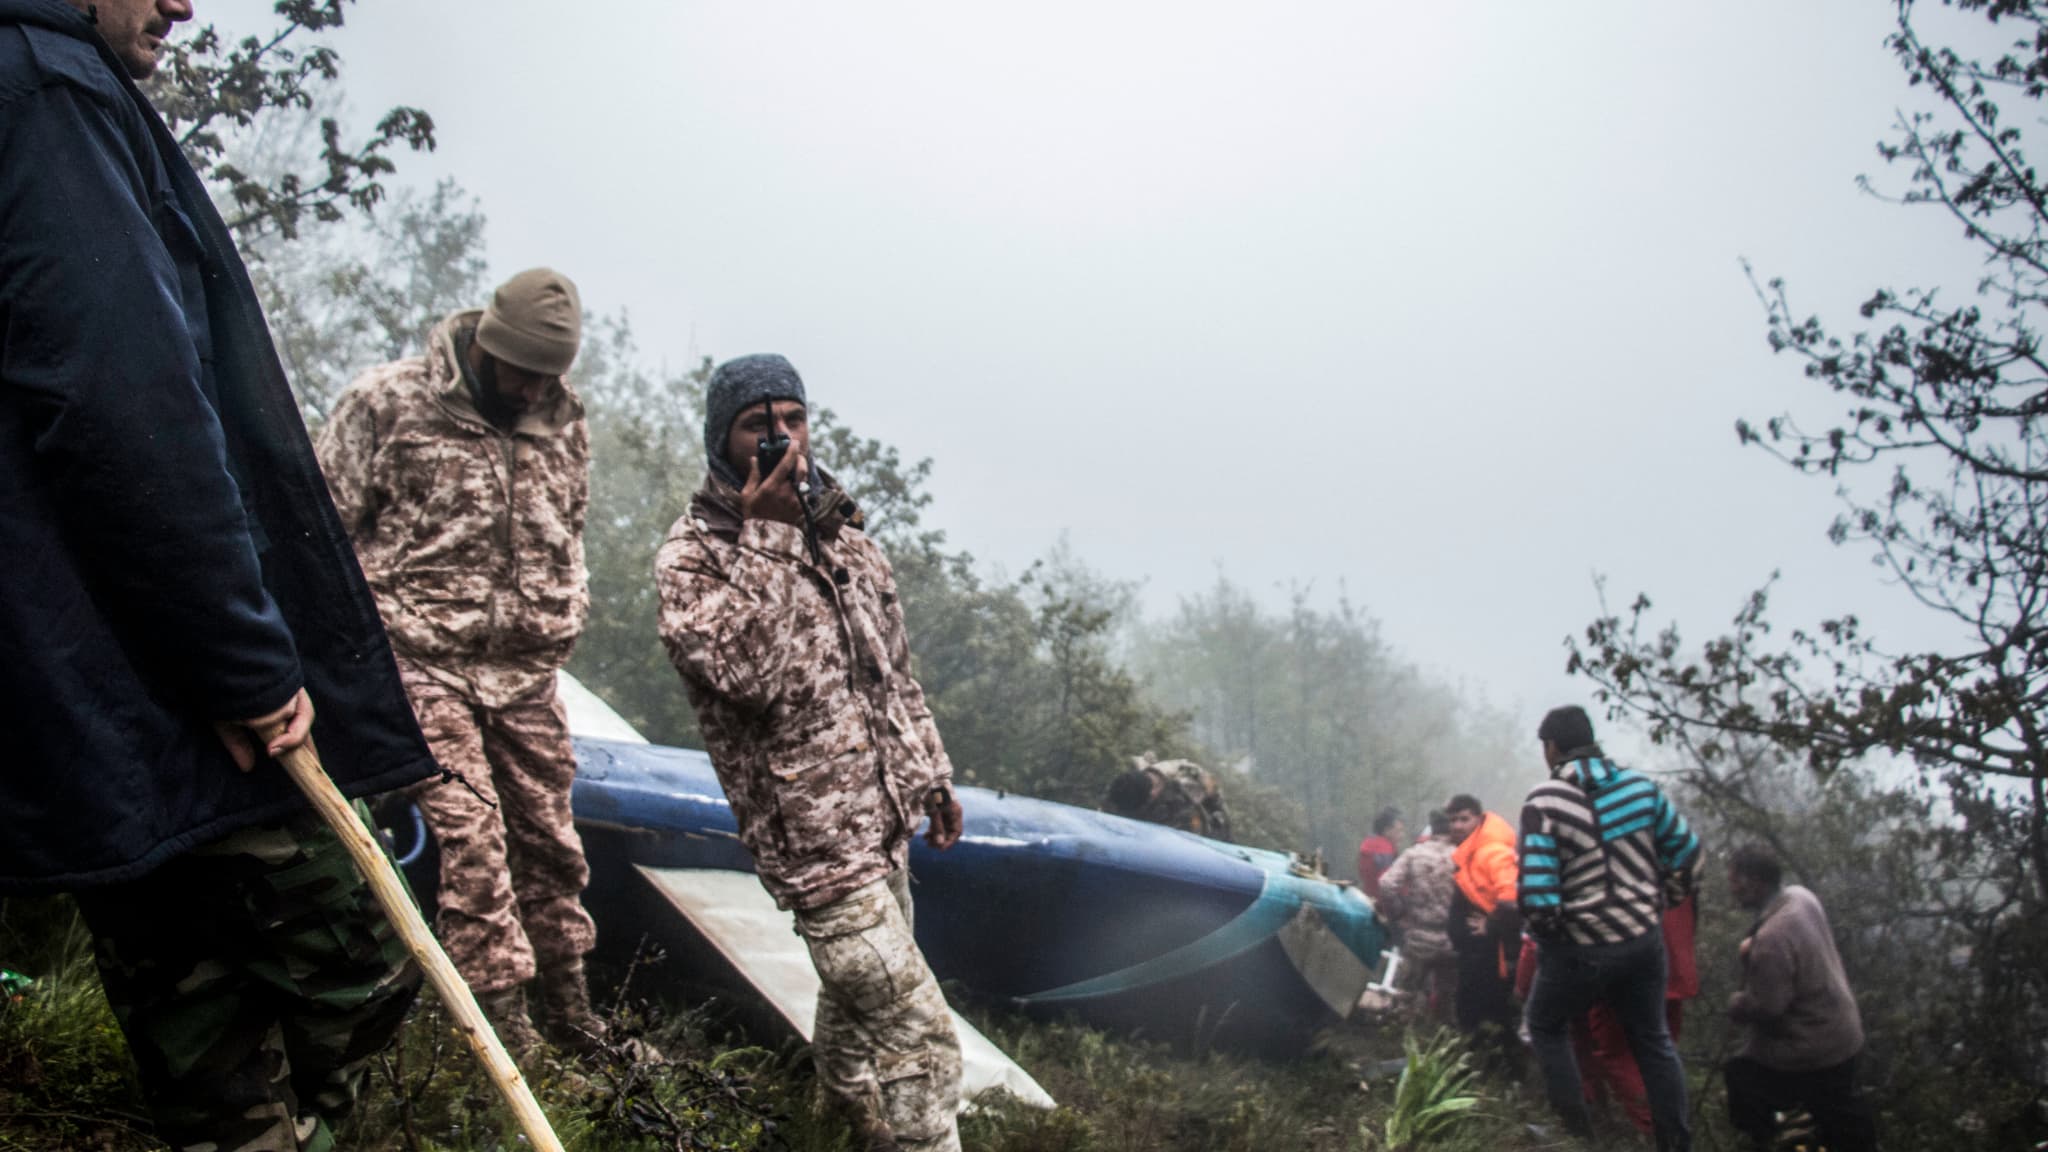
[1445,792,1521,1073]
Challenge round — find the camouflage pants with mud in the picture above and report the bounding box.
[795,868,963,1152]
[405,675,596,993]
[75,806,421,1152]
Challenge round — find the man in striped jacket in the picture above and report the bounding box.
[1518,706,1701,1152]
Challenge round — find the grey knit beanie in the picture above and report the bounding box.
[705,354,808,486]
[476,268,582,375]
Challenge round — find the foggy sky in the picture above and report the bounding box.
[201,0,1990,738]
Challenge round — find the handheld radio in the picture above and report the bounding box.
[753,398,832,574]
[754,397,791,479]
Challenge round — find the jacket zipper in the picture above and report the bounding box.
[813,542,908,837]
[488,433,517,659]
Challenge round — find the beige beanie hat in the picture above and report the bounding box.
[476,267,582,375]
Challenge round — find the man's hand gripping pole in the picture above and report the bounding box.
[258,719,567,1152]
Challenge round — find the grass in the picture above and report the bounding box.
[0,898,157,1152]
[1371,1030,1484,1152]
[2,895,1566,1152]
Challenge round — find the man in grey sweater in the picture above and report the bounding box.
[1725,844,1877,1152]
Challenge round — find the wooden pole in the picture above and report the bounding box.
[265,732,567,1152]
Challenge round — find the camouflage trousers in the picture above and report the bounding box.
[75,806,421,1152]
[794,868,962,1152]
[405,674,596,993]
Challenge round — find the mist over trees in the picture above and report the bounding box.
[1129,580,1526,863]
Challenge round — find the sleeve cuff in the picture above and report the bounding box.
[205,662,306,723]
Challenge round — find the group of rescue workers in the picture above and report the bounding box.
[1360,708,1877,1152]
[0,3,1881,1151]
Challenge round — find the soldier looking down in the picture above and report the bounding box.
[1104,752,1234,842]
[315,268,606,1063]
[657,353,966,1152]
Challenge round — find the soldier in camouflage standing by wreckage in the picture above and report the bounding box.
[656,353,966,1152]
[315,269,609,1063]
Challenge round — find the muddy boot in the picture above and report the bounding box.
[477,984,547,1066]
[535,957,610,1058]
[480,984,600,1095]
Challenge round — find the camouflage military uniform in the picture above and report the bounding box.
[401,672,595,990]
[656,478,952,911]
[316,313,595,994]
[1377,836,1457,964]
[797,869,964,1152]
[74,807,421,1152]
[1378,834,1460,1017]
[1117,755,1233,841]
[658,476,961,1149]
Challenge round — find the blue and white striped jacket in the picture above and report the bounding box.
[1517,753,1699,946]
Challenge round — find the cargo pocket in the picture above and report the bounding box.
[878,1042,949,1143]
[798,885,921,1016]
[388,567,497,653]
[248,830,386,971]
[769,746,870,861]
[877,1044,928,1084]
[515,563,588,646]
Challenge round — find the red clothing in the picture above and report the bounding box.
[1357,834,1398,900]
[1517,897,1701,1136]
[1580,1000,1687,1134]
[1662,894,1700,1000]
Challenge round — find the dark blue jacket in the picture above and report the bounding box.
[0,0,435,892]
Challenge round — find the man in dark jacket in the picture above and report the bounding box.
[0,0,437,1147]
[1725,844,1875,1152]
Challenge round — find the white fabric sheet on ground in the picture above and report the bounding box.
[636,865,1056,1112]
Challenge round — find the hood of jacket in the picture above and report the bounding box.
[1550,745,1615,790]
[426,310,583,439]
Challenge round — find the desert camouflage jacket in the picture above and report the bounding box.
[315,312,590,708]
[1111,756,1233,842]
[656,477,954,911]
[1376,837,1457,963]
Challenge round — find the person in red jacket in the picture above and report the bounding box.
[1356,806,1406,900]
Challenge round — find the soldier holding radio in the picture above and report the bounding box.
[657,353,965,1152]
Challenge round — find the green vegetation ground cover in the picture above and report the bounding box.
[2,893,1566,1152]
